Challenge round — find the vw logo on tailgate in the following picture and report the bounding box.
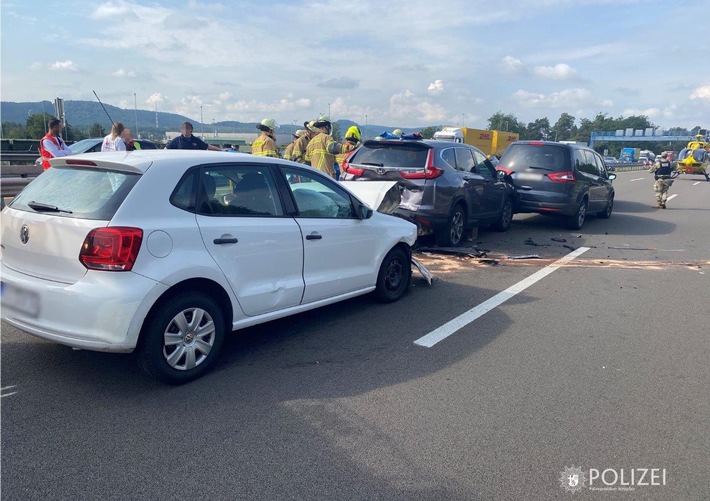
[20,224,29,244]
[377,168,386,175]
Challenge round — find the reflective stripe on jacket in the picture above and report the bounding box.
[291,134,311,163]
[306,133,351,177]
[251,133,278,157]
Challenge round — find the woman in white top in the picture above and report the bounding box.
[101,122,127,152]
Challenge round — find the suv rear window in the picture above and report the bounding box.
[9,167,140,220]
[500,144,570,172]
[350,143,430,168]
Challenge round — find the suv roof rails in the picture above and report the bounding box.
[374,132,424,141]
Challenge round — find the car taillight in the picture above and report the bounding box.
[399,150,444,180]
[547,171,576,183]
[342,153,365,176]
[79,227,143,271]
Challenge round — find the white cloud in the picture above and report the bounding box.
[512,88,592,108]
[92,2,131,19]
[226,97,312,121]
[50,60,78,71]
[145,93,166,105]
[113,68,136,77]
[427,79,444,95]
[389,90,449,123]
[318,76,360,89]
[690,85,710,101]
[500,56,525,75]
[218,92,233,101]
[533,63,579,80]
[29,62,43,71]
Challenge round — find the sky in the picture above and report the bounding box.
[2,0,709,129]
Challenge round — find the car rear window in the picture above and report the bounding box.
[9,167,140,220]
[349,143,430,168]
[499,144,570,172]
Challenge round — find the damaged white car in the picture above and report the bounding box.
[1,151,425,384]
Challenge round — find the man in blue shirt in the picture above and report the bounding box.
[166,122,221,150]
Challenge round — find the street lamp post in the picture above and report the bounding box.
[200,106,204,138]
[134,92,139,138]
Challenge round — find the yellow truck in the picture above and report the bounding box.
[433,127,519,157]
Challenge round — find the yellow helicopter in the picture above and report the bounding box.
[676,134,710,181]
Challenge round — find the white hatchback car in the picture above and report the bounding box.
[1,151,417,383]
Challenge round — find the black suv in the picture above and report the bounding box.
[498,141,617,229]
[341,139,516,246]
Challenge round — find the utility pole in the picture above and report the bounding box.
[328,102,331,119]
[200,106,204,138]
[133,92,139,138]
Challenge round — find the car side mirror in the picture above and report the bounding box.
[497,170,506,180]
[607,173,617,181]
[358,203,373,219]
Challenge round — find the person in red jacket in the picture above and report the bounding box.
[38,119,72,169]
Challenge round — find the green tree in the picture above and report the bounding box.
[1,121,27,139]
[25,113,54,139]
[487,111,526,136]
[551,113,576,141]
[419,126,440,139]
[525,118,551,140]
[88,123,106,137]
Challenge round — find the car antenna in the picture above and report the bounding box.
[92,90,115,125]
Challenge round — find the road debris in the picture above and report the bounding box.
[479,258,500,266]
[524,238,550,247]
[508,254,541,260]
[411,257,433,286]
[608,246,658,251]
[417,247,487,258]
[551,237,567,243]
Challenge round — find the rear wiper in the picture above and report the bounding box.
[528,166,552,170]
[361,162,384,167]
[28,201,73,214]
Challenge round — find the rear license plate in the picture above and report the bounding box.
[1,281,40,318]
[516,172,544,181]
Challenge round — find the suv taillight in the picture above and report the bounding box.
[399,150,444,180]
[547,171,576,183]
[79,227,143,271]
[342,153,364,176]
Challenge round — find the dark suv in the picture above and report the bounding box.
[341,139,516,246]
[498,141,617,230]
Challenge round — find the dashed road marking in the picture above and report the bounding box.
[630,178,645,182]
[414,247,590,348]
[667,194,678,201]
[1,386,17,398]
[693,182,701,186]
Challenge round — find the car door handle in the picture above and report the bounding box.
[213,237,238,245]
[306,233,322,240]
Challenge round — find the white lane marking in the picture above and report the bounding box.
[1,386,17,398]
[667,194,678,201]
[414,247,590,348]
[630,178,645,182]
[693,182,701,186]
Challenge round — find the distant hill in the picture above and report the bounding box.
[1,100,433,137]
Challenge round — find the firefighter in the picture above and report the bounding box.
[251,118,279,157]
[305,116,355,178]
[291,121,318,163]
[335,125,362,179]
[283,129,306,160]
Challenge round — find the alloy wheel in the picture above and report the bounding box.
[162,307,216,371]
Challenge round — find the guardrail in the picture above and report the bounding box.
[1,152,40,165]
[610,162,648,172]
[1,164,44,205]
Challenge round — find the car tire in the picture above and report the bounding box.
[139,292,225,385]
[567,198,588,230]
[492,197,513,232]
[436,203,467,247]
[374,246,411,303]
[597,195,613,219]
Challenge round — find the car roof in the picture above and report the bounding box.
[49,150,275,174]
[361,138,481,149]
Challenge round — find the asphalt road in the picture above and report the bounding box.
[2,170,709,500]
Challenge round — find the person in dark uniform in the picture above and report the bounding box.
[166,122,221,150]
[648,152,674,208]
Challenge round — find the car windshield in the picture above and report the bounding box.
[349,143,430,168]
[68,139,101,154]
[10,166,140,220]
[499,144,569,171]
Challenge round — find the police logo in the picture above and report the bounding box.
[559,466,586,494]
[20,224,29,245]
